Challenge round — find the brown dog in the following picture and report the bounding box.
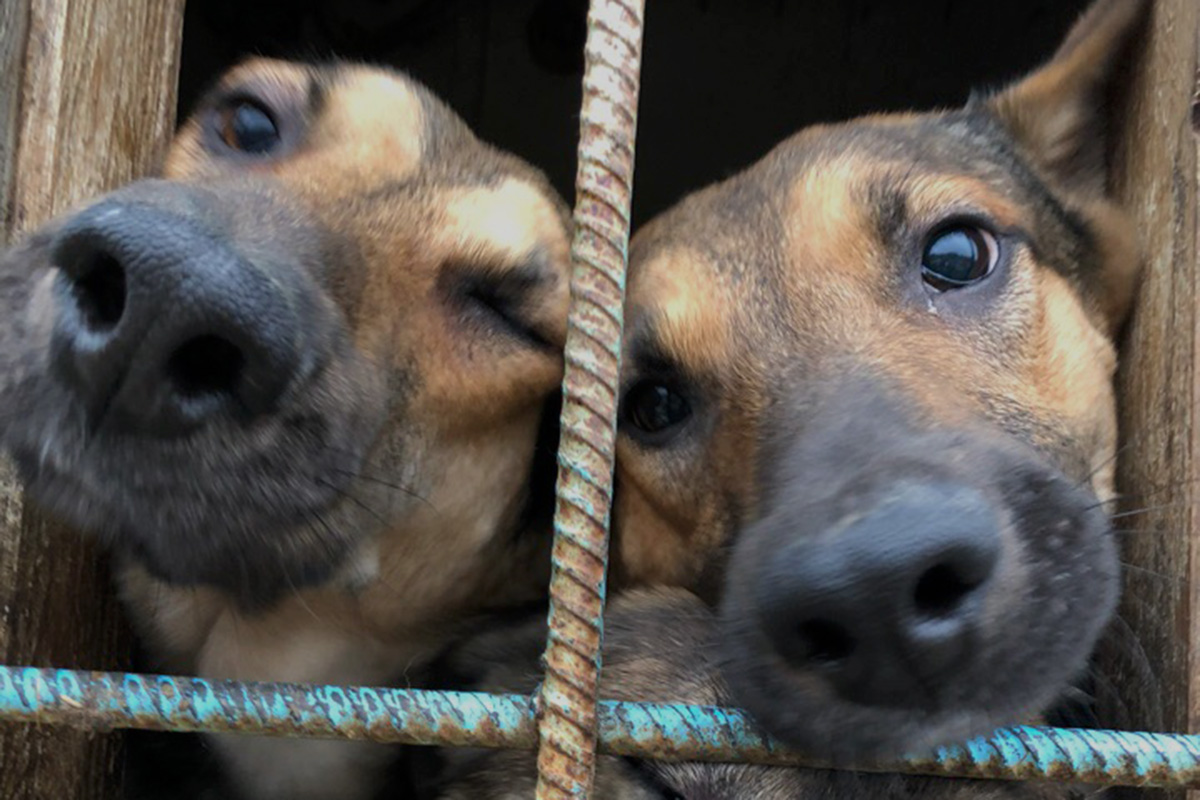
[0,60,570,799]
[611,0,1143,760]
[431,588,1074,799]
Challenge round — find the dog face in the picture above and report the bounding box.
[433,589,1072,799]
[0,59,570,606]
[613,0,1142,757]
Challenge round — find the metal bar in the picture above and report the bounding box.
[597,699,1200,788]
[0,666,537,749]
[2,666,1198,789]
[537,0,646,798]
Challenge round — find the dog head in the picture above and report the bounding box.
[613,0,1143,757]
[433,589,1072,799]
[0,59,570,606]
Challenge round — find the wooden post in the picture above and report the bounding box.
[1108,0,1200,797]
[0,2,184,798]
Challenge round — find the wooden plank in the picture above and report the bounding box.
[1191,20,1200,800]
[0,0,30,674]
[0,0,29,237]
[1107,0,1200,797]
[5,0,185,238]
[0,1,185,798]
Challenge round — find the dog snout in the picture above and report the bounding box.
[755,481,1001,706]
[718,370,1118,757]
[49,196,302,437]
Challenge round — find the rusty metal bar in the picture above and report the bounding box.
[0,666,537,748]
[3,666,1200,788]
[536,0,646,798]
[0,662,535,753]
[597,698,1200,788]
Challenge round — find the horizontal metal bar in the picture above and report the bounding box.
[1,666,1197,788]
[0,665,538,749]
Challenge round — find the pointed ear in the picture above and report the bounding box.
[987,0,1148,197]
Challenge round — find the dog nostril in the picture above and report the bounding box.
[68,251,127,332]
[796,619,856,665]
[166,335,245,400]
[913,562,980,618]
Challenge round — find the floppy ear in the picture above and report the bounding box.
[987,0,1148,335]
[987,0,1147,197]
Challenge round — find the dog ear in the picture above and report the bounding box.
[987,0,1148,335]
[986,0,1146,197]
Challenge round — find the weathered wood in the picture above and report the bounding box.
[0,1,185,799]
[1107,0,1200,797]
[0,0,29,237]
[0,0,30,676]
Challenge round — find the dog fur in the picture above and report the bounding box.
[429,589,1078,799]
[610,0,1145,759]
[0,60,570,799]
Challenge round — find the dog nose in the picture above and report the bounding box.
[755,481,1001,706]
[49,199,301,437]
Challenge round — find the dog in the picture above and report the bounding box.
[0,59,570,799]
[610,0,1144,760]
[428,588,1076,799]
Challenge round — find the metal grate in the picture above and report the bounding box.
[2,0,1199,795]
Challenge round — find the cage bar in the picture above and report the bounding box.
[535,0,646,798]
[2,666,1198,789]
[1,1,1197,797]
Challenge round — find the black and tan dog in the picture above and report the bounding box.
[431,589,1071,799]
[0,60,570,799]
[611,0,1144,760]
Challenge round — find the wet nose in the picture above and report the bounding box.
[49,199,300,437]
[755,481,1001,706]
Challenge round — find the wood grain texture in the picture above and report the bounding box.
[0,1,185,798]
[0,0,29,235]
[0,0,28,680]
[1107,0,1200,797]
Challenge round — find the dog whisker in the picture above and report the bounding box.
[313,442,440,513]
[1077,436,1140,490]
[328,467,440,514]
[280,538,327,624]
[1091,474,1200,509]
[314,475,391,527]
[1117,560,1185,585]
[1106,500,1197,521]
[1112,526,1190,537]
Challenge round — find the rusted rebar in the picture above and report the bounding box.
[596,697,1200,788]
[0,666,537,748]
[536,1,646,798]
[4,666,1200,789]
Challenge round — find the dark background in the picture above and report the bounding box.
[177,0,1095,228]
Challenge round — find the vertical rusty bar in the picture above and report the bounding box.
[535,1,646,798]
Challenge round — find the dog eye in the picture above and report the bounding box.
[624,381,691,436]
[218,100,280,154]
[464,281,552,349]
[920,225,997,291]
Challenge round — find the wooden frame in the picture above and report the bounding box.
[1109,5,1200,799]
[0,0,1196,796]
[0,2,184,797]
